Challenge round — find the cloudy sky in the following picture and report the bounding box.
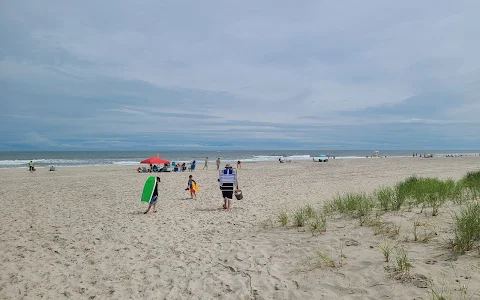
[1,1,479,150]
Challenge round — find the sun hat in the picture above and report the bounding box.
[225,163,232,168]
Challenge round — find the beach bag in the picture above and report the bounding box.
[234,189,243,200]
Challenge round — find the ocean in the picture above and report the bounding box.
[1,150,479,169]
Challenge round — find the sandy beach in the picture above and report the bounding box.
[1,157,479,299]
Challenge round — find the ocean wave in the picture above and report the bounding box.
[0,159,89,165]
[238,154,313,162]
[433,152,479,157]
[111,161,140,166]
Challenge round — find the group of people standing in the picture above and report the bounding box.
[144,162,240,213]
[203,157,241,170]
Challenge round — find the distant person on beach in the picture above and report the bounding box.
[203,157,208,170]
[144,177,160,214]
[186,174,197,200]
[237,160,241,168]
[216,158,221,170]
[29,161,35,172]
[219,164,238,211]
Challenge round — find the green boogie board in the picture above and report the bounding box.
[141,176,157,203]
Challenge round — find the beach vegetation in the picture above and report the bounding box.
[328,193,375,220]
[413,220,420,242]
[379,239,395,263]
[278,211,288,226]
[394,176,459,215]
[372,219,401,239]
[315,245,345,268]
[294,207,307,227]
[315,250,336,268]
[309,213,327,236]
[459,171,480,200]
[420,229,436,243]
[304,204,316,219]
[429,289,452,300]
[357,195,376,225]
[269,171,479,256]
[450,181,470,205]
[376,187,396,211]
[451,202,480,254]
[395,247,412,276]
[322,201,337,217]
[394,176,419,209]
[412,221,436,243]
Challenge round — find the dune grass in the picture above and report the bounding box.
[309,213,327,236]
[275,204,328,234]
[269,171,480,257]
[459,171,480,200]
[316,244,345,268]
[304,204,317,219]
[315,250,336,268]
[376,187,396,211]
[293,207,307,227]
[327,193,375,220]
[278,211,288,226]
[395,247,412,276]
[452,202,480,254]
[429,289,452,300]
[388,176,462,215]
[379,239,395,262]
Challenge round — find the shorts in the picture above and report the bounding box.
[150,195,158,205]
[216,164,220,168]
[221,183,234,199]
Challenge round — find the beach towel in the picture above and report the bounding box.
[219,169,237,185]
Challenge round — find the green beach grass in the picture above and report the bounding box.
[268,170,480,257]
[452,201,480,254]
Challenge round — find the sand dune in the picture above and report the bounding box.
[1,157,479,299]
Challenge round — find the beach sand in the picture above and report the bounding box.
[1,157,479,299]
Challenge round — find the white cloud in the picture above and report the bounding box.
[1,0,480,149]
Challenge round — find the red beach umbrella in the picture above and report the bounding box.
[140,157,170,165]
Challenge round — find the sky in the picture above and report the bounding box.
[1,1,479,151]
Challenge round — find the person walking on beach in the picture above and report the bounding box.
[237,160,241,168]
[216,158,221,170]
[29,161,35,172]
[186,175,197,200]
[144,177,160,214]
[219,164,237,211]
[203,157,208,170]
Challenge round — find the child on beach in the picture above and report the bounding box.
[186,175,197,200]
[216,158,221,170]
[144,177,160,214]
[203,157,208,170]
[29,161,35,172]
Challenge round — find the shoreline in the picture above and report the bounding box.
[1,154,480,171]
